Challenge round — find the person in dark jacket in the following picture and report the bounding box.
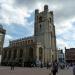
[10,62,14,70]
[51,60,58,75]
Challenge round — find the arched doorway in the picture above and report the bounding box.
[39,47,43,61]
[26,47,34,67]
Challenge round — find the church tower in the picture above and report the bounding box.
[34,5,57,63]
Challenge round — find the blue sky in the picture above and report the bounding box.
[0,0,75,51]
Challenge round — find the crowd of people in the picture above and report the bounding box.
[9,60,75,75]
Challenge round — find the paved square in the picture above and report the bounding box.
[0,66,73,75]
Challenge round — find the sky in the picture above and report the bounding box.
[0,0,75,51]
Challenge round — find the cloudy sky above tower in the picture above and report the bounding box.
[0,0,75,51]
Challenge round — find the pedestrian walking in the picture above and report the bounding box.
[73,64,75,75]
[67,64,69,69]
[10,62,12,70]
[51,60,58,75]
[10,62,14,70]
[49,62,52,68]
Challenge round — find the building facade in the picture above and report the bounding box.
[1,5,57,67]
[0,25,6,54]
[65,48,75,64]
[57,49,65,64]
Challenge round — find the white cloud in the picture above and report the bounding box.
[56,18,72,36]
[0,0,75,50]
[0,0,31,26]
[56,17,75,50]
[0,0,14,4]
[56,38,70,51]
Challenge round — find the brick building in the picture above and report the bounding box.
[65,48,75,64]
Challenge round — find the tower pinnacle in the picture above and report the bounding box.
[44,5,48,12]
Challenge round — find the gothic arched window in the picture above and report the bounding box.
[39,16,42,23]
[50,18,51,23]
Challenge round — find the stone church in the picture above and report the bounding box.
[1,5,57,67]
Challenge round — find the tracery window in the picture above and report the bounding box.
[39,16,42,23]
